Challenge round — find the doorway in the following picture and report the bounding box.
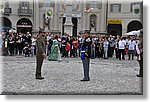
[72,18,78,37]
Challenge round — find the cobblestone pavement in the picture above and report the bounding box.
[1,56,142,95]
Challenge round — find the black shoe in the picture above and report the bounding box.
[136,75,143,77]
[36,77,44,80]
[80,79,90,82]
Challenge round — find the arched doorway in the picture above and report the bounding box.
[127,20,142,32]
[17,18,32,34]
[1,17,12,32]
[72,18,78,37]
[107,24,122,36]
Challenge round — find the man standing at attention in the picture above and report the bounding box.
[35,29,46,80]
[80,32,92,81]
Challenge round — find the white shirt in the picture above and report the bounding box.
[103,41,109,48]
[32,38,36,46]
[128,40,136,50]
[118,40,126,49]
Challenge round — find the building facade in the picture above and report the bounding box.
[0,0,143,36]
[0,0,33,34]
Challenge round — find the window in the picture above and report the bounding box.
[50,1,55,7]
[86,2,90,8]
[5,0,9,8]
[110,4,121,12]
[44,0,55,7]
[90,1,98,8]
[97,1,102,9]
[86,1,98,9]
[20,2,29,10]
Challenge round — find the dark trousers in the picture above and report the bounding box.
[75,48,78,57]
[128,50,135,60]
[138,54,143,76]
[70,49,75,57]
[66,51,69,57]
[33,45,36,55]
[109,47,114,57]
[82,59,90,80]
[115,48,119,59]
[78,47,81,57]
[47,45,51,55]
[100,49,104,58]
[15,43,22,55]
[9,43,14,55]
[62,46,66,57]
[95,47,100,58]
[36,57,44,77]
[118,49,125,60]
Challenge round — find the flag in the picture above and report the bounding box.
[84,8,93,13]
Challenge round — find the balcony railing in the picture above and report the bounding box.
[3,8,11,14]
[18,9,32,16]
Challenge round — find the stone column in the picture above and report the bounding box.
[100,2,107,33]
[97,13,101,32]
[33,0,40,34]
[64,4,73,36]
[77,18,80,35]
[59,17,63,36]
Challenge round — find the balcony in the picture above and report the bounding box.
[18,9,32,16]
[3,8,11,15]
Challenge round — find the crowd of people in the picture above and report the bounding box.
[1,30,141,61]
[0,29,143,79]
[34,30,143,80]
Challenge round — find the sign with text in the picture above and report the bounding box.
[108,19,122,24]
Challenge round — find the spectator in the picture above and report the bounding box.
[103,37,109,59]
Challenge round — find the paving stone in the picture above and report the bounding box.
[1,56,142,95]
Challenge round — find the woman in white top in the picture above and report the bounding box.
[103,38,109,59]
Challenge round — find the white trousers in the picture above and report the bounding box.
[104,47,108,58]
